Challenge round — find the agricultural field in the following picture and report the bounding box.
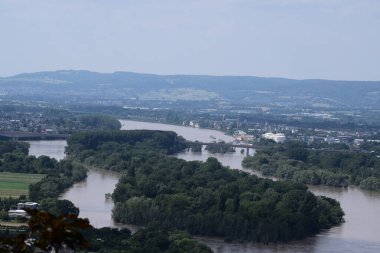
[0,172,45,197]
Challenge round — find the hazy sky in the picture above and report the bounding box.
[1,0,380,80]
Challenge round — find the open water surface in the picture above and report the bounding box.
[28,120,380,252]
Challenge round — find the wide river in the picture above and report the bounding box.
[28,120,380,253]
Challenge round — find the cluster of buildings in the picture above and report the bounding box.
[175,115,379,150]
[188,120,200,128]
[0,106,108,136]
[234,130,255,142]
[0,112,65,134]
[262,132,286,143]
[7,202,39,219]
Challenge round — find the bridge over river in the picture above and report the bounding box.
[0,131,69,141]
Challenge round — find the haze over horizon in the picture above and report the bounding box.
[3,69,380,83]
[1,0,380,81]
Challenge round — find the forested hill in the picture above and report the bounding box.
[0,70,379,109]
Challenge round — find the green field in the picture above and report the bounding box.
[0,172,45,197]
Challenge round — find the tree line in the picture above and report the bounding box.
[242,140,380,190]
[66,130,188,171]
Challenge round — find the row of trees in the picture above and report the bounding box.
[78,114,121,130]
[28,160,87,201]
[0,141,29,156]
[243,141,380,190]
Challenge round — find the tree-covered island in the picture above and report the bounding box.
[66,130,344,243]
[242,140,380,191]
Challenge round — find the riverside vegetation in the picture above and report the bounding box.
[0,137,211,252]
[0,140,87,220]
[0,114,120,221]
[242,140,380,191]
[0,114,121,216]
[66,130,344,243]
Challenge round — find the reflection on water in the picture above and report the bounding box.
[28,120,380,252]
[308,185,380,243]
[200,236,380,253]
[59,169,125,228]
[28,140,67,160]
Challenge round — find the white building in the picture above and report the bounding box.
[234,130,255,142]
[262,133,286,143]
[189,121,200,128]
[18,202,39,210]
[8,209,27,218]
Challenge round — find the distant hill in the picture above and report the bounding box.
[0,70,379,109]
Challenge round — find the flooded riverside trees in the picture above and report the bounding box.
[32,121,380,252]
[65,129,344,243]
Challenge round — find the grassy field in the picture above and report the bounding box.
[0,172,45,198]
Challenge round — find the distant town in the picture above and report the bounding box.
[0,102,379,157]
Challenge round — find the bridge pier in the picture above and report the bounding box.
[246,147,249,156]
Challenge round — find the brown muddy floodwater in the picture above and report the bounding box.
[28,120,380,253]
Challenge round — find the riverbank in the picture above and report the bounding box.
[29,120,380,253]
[123,116,225,130]
[121,117,234,138]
